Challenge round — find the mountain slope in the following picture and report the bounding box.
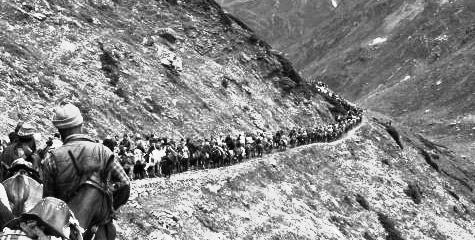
[220,0,475,157]
[117,117,475,240]
[3,1,475,239]
[218,0,336,51]
[0,0,331,139]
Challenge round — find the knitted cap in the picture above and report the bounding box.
[52,103,83,129]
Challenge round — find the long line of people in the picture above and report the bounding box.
[107,82,363,180]
[0,83,362,239]
[0,84,362,182]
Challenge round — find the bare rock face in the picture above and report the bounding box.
[0,0,332,139]
[117,118,475,239]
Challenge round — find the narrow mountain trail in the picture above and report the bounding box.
[129,117,367,194]
[116,116,475,240]
[117,119,371,240]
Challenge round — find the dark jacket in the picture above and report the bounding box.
[0,143,41,181]
[42,134,114,201]
[0,143,21,168]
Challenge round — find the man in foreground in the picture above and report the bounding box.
[42,103,130,240]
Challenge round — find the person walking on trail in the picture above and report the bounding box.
[119,134,131,152]
[42,103,130,240]
[6,122,26,146]
[0,122,41,181]
[102,136,115,152]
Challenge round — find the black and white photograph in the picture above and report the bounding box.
[0,0,474,239]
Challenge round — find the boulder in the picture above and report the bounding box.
[156,45,183,71]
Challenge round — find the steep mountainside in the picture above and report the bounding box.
[220,0,475,157]
[118,116,475,240]
[218,0,336,51]
[0,0,331,139]
[3,1,475,239]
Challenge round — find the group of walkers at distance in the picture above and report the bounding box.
[0,82,362,239]
[106,82,363,180]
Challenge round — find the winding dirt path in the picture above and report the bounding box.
[129,116,367,195]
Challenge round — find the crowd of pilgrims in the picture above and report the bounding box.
[0,82,364,182]
[0,82,362,240]
[104,81,363,180]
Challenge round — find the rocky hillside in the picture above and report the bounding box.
[117,116,475,240]
[0,0,332,140]
[220,0,475,157]
[4,1,475,239]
